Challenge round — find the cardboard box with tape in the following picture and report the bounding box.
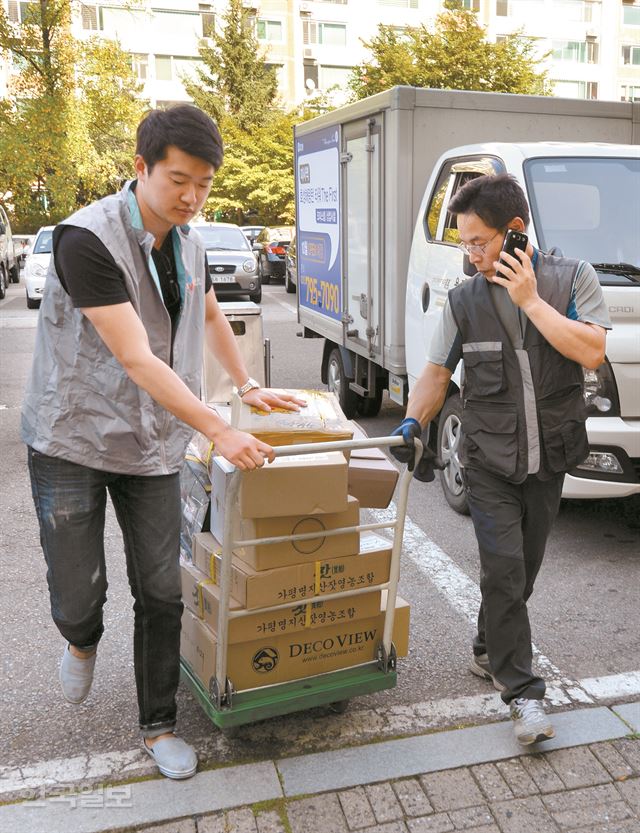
[209,451,349,541]
[180,559,382,642]
[348,421,399,509]
[231,388,353,447]
[180,592,410,692]
[235,496,360,570]
[192,530,393,610]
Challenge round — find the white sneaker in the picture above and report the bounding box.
[510,698,555,745]
[59,644,96,704]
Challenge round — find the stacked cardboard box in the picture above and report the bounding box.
[179,390,410,694]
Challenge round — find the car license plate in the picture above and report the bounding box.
[210,275,236,283]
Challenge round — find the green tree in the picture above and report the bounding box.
[0,1,146,230]
[202,112,297,225]
[349,2,550,100]
[77,38,146,203]
[183,0,278,132]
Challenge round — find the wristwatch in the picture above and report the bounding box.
[237,377,261,398]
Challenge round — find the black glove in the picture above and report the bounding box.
[390,417,422,470]
[413,444,446,483]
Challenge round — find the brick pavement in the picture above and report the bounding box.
[136,738,639,833]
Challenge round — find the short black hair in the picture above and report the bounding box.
[136,105,224,172]
[448,173,530,230]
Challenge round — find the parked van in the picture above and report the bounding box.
[294,87,640,507]
[0,204,19,299]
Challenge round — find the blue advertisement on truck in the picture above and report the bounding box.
[294,126,341,321]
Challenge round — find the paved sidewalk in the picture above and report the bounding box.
[2,702,638,833]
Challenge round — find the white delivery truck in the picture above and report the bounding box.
[294,86,640,510]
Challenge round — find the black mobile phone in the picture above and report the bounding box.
[496,230,528,279]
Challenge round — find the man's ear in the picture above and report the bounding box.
[134,155,147,180]
[508,217,526,232]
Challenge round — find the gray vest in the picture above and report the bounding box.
[21,182,206,475]
[449,252,589,483]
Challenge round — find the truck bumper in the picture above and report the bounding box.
[562,416,640,499]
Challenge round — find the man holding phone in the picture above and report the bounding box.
[391,174,610,744]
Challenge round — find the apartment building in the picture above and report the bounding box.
[1,0,639,106]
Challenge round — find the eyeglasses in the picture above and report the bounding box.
[457,230,501,257]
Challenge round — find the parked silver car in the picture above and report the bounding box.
[195,223,261,303]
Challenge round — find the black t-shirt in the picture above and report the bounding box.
[54,226,212,332]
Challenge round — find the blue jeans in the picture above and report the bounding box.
[27,447,183,738]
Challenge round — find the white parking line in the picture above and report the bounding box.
[264,288,297,316]
[372,503,594,706]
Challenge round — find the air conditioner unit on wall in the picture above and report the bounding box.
[303,46,317,60]
[299,1,313,14]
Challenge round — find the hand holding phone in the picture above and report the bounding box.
[496,230,528,280]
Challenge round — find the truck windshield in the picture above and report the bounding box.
[524,157,640,284]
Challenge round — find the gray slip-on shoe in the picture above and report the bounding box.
[59,644,97,704]
[144,735,198,780]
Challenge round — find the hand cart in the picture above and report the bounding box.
[179,434,421,730]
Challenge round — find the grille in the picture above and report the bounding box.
[208,264,235,275]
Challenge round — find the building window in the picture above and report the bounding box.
[131,54,148,82]
[496,0,508,15]
[319,65,353,90]
[316,0,348,4]
[201,12,215,37]
[620,84,640,101]
[256,19,284,42]
[461,0,481,9]
[377,0,419,7]
[623,4,640,25]
[552,40,598,63]
[622,44,640,65]
[303,20,348,46]
[554,79,598,99]
[554,0,596,22]
[7,1,36,23]
[155,56,173,82]
[81,5,99,31]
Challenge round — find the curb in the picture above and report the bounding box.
[0,701,638,833]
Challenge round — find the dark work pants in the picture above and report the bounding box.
[465,466,564,704]
[27,448,183,737]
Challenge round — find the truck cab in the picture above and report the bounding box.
[406,142,640,511]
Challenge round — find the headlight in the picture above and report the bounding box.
[30,263,47,277]
[583,360,619,417]
[243,259,256,273]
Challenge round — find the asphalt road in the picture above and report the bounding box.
[0,278,638,784]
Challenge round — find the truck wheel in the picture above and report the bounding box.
[437,394,469,515]
[10,264,19,284]
[0,266,6,300]
[357,388,383,418]
[285,270,295,293]
[327,347,358,419]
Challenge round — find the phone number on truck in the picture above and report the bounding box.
[301,276,340,314]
